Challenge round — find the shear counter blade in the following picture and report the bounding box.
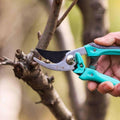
[33,57,75,71]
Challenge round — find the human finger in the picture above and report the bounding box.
[97,81,114,94]
[109,82,120,97]
[111,56,120,79]
[94,32,120,46]
[96,55,110,73]
[87,81,98,91]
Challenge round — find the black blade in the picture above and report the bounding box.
[36,48,69,63]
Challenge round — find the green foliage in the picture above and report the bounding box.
[66,1,83,48]
[106,1,120,120]
[109,0,120,32]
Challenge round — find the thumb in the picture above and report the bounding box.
[94,34,116,46]
[94,32,120,46]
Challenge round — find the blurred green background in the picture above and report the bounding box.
[22,0,120,120]
[0,0,120,120]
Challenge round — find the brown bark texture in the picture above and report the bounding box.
[77,0,109,120]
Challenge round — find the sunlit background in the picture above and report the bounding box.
[0,0,120,120]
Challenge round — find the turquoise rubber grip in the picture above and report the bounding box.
[85,43,120,56]
[79,68,120,86]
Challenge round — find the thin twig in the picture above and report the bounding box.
[35,100,42,104]
[37,31,41,40]
[0,56,14,66]
[57,0,78,27]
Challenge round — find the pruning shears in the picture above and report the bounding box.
[33,42,120,85]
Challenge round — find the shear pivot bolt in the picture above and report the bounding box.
[66,55,74,65]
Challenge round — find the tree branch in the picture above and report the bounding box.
[0,56,14,66]
[36,0,63,49]
[57,0,78,27]
[14,0,75,119]
[0,48,74,120]
[35,0,75,119]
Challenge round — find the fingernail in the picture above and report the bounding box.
[94,38,102,42]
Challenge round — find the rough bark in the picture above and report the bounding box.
[77,0,109,120]
[36,1,74,119]
[19,66,73,120]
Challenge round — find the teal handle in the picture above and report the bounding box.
[85,43,120,56]
[79,68,120,85]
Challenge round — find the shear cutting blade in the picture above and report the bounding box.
[36,48,69,63]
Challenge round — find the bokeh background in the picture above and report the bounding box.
[0,0,120,120]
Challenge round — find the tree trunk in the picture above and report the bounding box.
[77,0,109,120]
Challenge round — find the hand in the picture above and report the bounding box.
[88,32,120,96]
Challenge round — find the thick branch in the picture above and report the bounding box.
[19,0,74,119]
[36,1,75,119]
[0,48,74,120]
[17,52,74,120]
[36,0,63,49]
